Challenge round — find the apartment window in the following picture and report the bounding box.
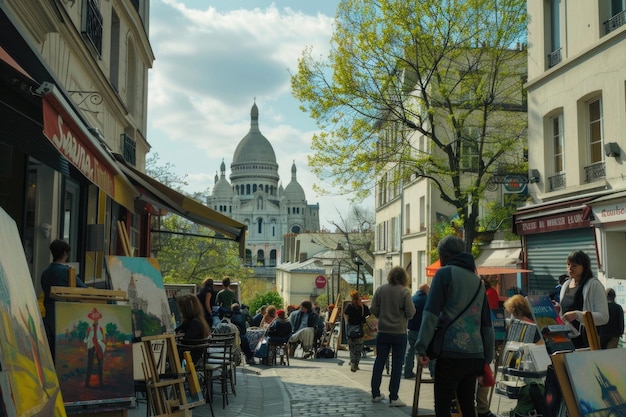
[588,98,603,164]
[82,0,103,57]
[122,134,136,166]
[548,0,562,68]
[460,128,480,172]
[419,196,425,231]
[552,114,564,173]
[605,0,626,34]
[405,203,410,234]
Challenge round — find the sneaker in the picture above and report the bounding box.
[351,364,357,372]
[372,394,385,402]
[389,399,406,407]
[404,372,416,379]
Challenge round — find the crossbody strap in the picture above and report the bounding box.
[446,279,483,328]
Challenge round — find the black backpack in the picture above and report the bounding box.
[315,347,335,358]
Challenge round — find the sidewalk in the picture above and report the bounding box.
[129,349,517,417]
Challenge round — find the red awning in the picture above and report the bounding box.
[426,260,532,277]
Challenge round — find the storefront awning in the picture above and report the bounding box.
[114,155,247,256]
[426,259,532,277]
[474,246,522,268]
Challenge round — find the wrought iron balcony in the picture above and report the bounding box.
[548,48,562,68]
[82,0,103,57]
[604,10,626,34]
[584,162,605,183]
[122,134,136,166]
[131,0,140,13]
[548,172,566,191]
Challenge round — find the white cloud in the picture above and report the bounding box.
[147,0,373,229]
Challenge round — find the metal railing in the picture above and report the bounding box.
[548,172,566,191]
[82,0,103,57]
[604,10,626,34]
[584,162,605,183]
[548,48,562,68]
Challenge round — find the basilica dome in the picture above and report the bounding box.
[283,162,306,201]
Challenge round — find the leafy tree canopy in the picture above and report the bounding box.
[292,0,527,249]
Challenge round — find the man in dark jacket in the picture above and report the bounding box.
[288,300,320,358]
[404,283,429,378]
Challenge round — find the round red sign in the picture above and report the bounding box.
[315,275,327,289]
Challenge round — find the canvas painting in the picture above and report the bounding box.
[564,349,626,417]
[0,207,66,417]
[105,256,174,337]
[55,302,134,405]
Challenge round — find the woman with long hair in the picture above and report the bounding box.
[176,294,211,363]
[261,305,277,329]
[344,290,370,372]
[556,250,609,348]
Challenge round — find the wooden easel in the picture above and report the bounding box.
[412,364,436,417]
[548,311,602,417]
[139,334,205,416]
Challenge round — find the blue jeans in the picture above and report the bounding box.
[371,332,407,401]
[404,329,419,377]
[434,357,483,417]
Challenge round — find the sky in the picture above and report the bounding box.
[147,0,372,229]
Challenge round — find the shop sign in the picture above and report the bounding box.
[516,210,590,235]
[591,203,626,223]
[42,97,115,198]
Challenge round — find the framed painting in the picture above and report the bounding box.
[0,207,66,417]
[564,349,626,417]
[55,302,134,407]
[105,256,174,337]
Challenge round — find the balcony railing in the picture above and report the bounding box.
[604,10,626,34]
[131,0,140,13]
[82,0,103,57]
[584,162,605,183]
[548,48,562,68]
[548,172,566,191]
[122,134,136,166]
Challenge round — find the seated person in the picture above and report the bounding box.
[260,305,277,329]
[252,305,267,328]
[267,309,292,344]
[175,294,210,364]
[288,300,321,357]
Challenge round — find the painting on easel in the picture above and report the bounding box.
[564,349,626,417]
[105,256,174,337]
[0,207,66,416]
[55,303,134,405]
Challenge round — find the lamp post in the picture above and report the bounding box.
[354,257,363,292]
[335,243,344,301]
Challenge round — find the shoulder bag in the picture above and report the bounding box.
[347,305,365,339]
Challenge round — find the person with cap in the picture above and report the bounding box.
[416,235,494,417]
[84,307,106,387]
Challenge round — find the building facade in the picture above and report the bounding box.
[518,1,626,293]
[0,0,153,291]
[207,104,321,277]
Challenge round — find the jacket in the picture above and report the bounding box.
[370,283,416,334]
[407,289,428,331]
[415,252,494,363]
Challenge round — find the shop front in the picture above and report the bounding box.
[514,198,599,295]
[588,191,626,282]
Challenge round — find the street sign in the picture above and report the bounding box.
[315,275,327,289]
[504,175,527,193]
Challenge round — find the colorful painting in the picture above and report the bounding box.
[105,256,174,337]
[55,303,134,404]
[564,349,626,417]
[0,207,66,416]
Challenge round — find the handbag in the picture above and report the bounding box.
[254,336,269,358]
[347,305,365,339]
[427,280,483,359]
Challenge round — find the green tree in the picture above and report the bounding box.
[292,0,528,249]
[249,291,284,315]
